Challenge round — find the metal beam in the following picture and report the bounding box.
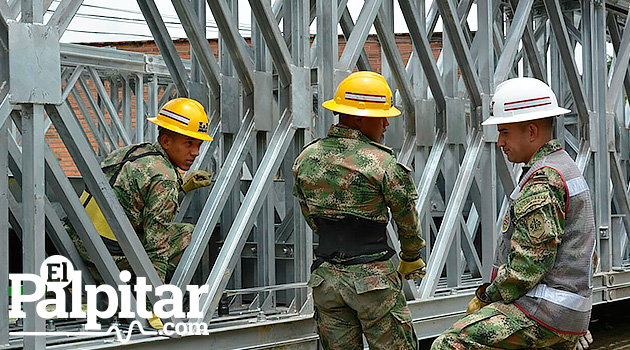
[248,0,292,86]
[77,76,117,148]
[416,131,446,216]
[611,152,630,243]
[339,5,372,71]
[20,104,46,350]
[206,0,255,94]
[5,130,95,287]
[0,120,8,346]
[46,103,167,309]
[418,131,484,298]
[61,65,84,102]
[196,110,295,322]
[398,0,446,112]
[336,0,381,73]
[46,0,82,35]
[494,0,535,85]
[86,66,132,146]
[136,0,190,96]
[373,6,415,116]
[170,0,222,97]
[69,86,109,156]
[509,0,546,82]
[608,13,630,113]
[543,0,590,122]
[0,93,12,130]
[435,0,483,107]
[606,12,630,112]
[172,110,256,289]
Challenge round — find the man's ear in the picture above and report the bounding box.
[528,122,539,142]
[159,133,170,150]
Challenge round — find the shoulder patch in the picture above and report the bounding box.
[513,190,552,220]
[302,138,321,150]
[369,141,395,156]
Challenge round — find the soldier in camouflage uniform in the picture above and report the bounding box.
[69,98,214,284]
[432,78,596,350]
[293,71,426,350]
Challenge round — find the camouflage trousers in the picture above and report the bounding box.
[431,302,580,350]
[66,223,192,284]
[308,259,418,350]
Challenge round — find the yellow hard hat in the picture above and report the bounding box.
[323,71,401,117]
[148,98,213,141]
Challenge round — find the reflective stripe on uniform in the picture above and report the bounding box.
[526,284,591,312]
[566,177,588,197]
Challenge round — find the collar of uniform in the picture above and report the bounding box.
[327,124,372,144]
[526,140,562,167]
[152,141,184,183]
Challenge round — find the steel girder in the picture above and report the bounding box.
[3,0,630,349]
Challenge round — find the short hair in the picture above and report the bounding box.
[158,126,176,139]
[536,117,554,130]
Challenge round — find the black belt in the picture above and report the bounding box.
[312,215,395,271]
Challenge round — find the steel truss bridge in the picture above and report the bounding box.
[1,0,630,349]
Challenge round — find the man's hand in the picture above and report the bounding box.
[466,283,493,314]
[182,170,212,193]
[466,296,488,314]
[397,253,426,280]
[574,330,593,350]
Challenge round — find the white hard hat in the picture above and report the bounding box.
[482,77,571,125]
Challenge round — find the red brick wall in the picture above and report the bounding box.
[50,33,442,175]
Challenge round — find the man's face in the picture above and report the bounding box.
[496,122,533,163]
[161,132,203,171]
[356,117,390,143]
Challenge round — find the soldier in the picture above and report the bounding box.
[69,97,213,286]
[293,71,426,350]
[431,78,596,350]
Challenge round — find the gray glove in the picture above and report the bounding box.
[574,330,592,350]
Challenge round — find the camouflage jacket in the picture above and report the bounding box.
[292,124,425,260]
[102,142,193,280]
[486,140,567,302]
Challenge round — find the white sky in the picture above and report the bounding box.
[49,0,473,43]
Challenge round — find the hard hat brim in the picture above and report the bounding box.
[323,99,401,118]
[481,107,571,126]
[148,117,214,141]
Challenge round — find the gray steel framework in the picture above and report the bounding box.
[2,0,630,349]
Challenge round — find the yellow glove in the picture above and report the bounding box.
[147,313,163,329]
[397,253,426,280]
[466,296,488,314]
[182,170,212,193]
[466,283,493,314]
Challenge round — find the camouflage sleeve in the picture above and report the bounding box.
[486,169,566,303]
[292,169,318,233]
[382,160,425,260]
[142,178,194,282]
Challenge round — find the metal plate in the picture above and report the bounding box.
[254,71,273,132]
[9,22,61,104]
[221,75,240,134]
[416,99,436,146]
[291,65,310,128]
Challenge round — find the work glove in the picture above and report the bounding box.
[466,283,493,314]
[147,313,164,330]
[573,330,593,350]
[182,170,212,193]
[397,253,426,280]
